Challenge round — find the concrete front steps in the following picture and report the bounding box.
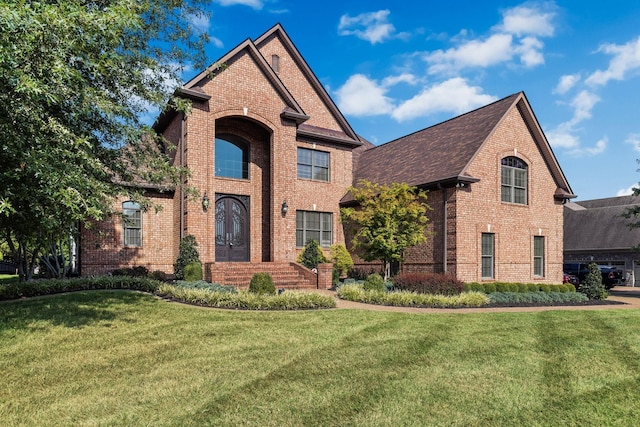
[206,262,319,290]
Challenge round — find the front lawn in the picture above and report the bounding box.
[2,291,640,426]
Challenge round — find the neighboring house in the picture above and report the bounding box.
[564,195,640,286]
[80,23,575,286]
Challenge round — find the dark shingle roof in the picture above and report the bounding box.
[352,93,521,187]
[564,196,640,251]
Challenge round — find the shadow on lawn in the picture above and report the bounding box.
[0,291,155,331]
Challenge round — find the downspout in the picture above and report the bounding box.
[442,186,448,274]
[180,112,185,240]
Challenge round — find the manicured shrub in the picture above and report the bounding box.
[249,272,276,295]
[175,280,236,293]
[347,267,377,280]
[363,273,385,292]
[565,283,576,292]
[483,282,496,294]
[517,283,529,293]
[298,239,328,269]
[496,282,509,292]
[332,265,341,287]
[336,284,490,308]
[184,261,203,282]
[330,244,354,278]
[539,284,551,293]
[579,262,608,300]
[464,282,484,292]
[392,272,464,295]
[527,283,539,292]
[488,291,588,306]
[149,270,169,281]
[174,235,200,280]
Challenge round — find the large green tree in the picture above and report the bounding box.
[341,180,430,279]
[0,0,210,280]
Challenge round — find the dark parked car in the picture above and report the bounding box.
[562,263,623,289]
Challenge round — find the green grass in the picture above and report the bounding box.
[0,274,18,285]
[2,291,640,426]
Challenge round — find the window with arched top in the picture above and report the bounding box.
[122,201,142,247]
[501,156,528,204]
[215,137,248,179]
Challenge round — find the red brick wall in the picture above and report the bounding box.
[455,106,564,283]
[80,193,176,275]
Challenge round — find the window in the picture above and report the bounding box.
[501,156,527,204]
[122,201,142,247]
[215,137,248,179]
[271,54,280,72]
[481,233,494,279]
[296,211,332,247]
[297,148,329,181]
[534,236,545,277]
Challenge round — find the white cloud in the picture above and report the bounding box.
[546,91,604,156]
[425,34,514,74]
[586,36,640,86]
[568,90,600,126]
[617,184,637,197]
[186,12,210,34]
[516,36,545,67]
[391,78,497,121]
[381,73,417,86]
[211,37,224,49]
[335,74,395,116]
[423,3,555,75]
[626,133,640,152]
[554,74,581,94]
[495,4,556,37]
[338,10,396,45]
[214,0,263,9]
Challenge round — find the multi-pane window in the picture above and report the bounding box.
[481,233,495,279]
[534,236,545,277]
[297,148,329,181]
[501,156,527,204]
[122,201,142,247]
[215,137,248,179]
[296,211,333,247]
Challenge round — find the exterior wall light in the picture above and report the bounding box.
[281,200,288,215]
[202,193,210,211]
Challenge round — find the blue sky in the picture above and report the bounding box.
[183,0,640,201]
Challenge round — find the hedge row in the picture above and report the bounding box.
[0,276,336,310]
[336,284,490,308]
[0,276,161,300]
[464,282,576,294]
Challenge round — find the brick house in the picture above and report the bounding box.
[80,24,575,286]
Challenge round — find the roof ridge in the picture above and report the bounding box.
[366,92,522,152]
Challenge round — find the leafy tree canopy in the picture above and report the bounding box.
[341,180,430,278]
[0,0,210,280]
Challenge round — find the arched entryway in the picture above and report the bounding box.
[214,117,272,262]
[215,194,250,262]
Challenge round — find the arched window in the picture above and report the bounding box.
[501,156,527,204]
[122,201,142,247]
[215,137,248,179]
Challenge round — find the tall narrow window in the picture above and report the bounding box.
[215,137,248,179]
[501,156,527,204]
[296,211,333,247]
[481,233,494,279]
[123,201,142,247]
[297,148,329,181]
[271,54,280,72]
[534,236,545,277]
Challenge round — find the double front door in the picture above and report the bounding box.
[215,195,249,262]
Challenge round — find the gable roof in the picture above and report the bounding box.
[565,195,640,251]
[182,23,361,148]
[350,92,575,199]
